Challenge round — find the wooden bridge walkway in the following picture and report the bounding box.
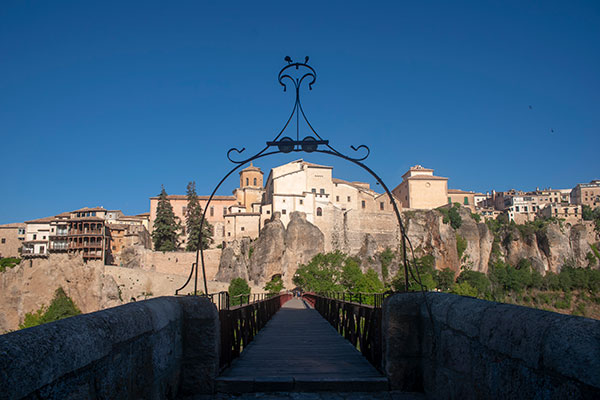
[216,297,388,393]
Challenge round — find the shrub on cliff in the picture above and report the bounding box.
[264,275,284,294]
[438,203,462,230]
[19,287,81,329]
[229,278,251,306]
[0,257,20,272]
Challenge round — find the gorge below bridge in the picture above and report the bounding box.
[0,291,599,400]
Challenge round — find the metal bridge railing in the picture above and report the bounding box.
[213,291,292,369]
[303,292,392,372]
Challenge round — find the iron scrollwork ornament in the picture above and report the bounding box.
[177,56,410,299]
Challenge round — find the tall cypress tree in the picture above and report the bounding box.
[186,181,213,251]
[152,185,180,251]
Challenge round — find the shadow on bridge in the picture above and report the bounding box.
[216,297,388,393]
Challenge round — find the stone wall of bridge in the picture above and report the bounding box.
[383,292,600,399]
[0,296,219,399]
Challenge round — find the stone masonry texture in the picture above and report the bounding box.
[383,292,600,399]
[0,296,219,400]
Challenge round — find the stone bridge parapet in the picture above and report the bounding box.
[0,296,219,399]
[383,292,600,399]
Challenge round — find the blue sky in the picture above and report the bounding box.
[1,1,599,223]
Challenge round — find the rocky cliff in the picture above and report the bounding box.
[215,206,599,287]
[218,211,324,288]
[0,254,122,333]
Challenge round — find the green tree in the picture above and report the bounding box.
[586,251,598,267]
[392,254,437,292]
[185,181,213,251]
[435,268,455,292]
[19,287,81,329]
[452,281,478,297]
[379,247,394,280]
[264,275,284,294]
[152,185,180,252]
[293,252,345,293]
[456,270,491,298]
[293,252,385,296]
[582,205,594,221]
[229,278,251,306]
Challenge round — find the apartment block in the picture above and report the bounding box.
[571,180,600,208]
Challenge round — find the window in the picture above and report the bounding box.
[112,246,116,250]
[246,178,249,186]
[182,206,187,215]
[283,199,286,203]
[33,234,37,240]
[92,212,96,216]
[253,178,257,186]
[1,238,5,244]
[299,199,303,205]
[362,200,366,209]
[320,188,325,194]
[282,209,287,215]
[515,206,520,212]
[347,196,351,202]
[241,227,245,231]
[463,197,469,205]
[380,202,384,211]
[448,197,452,204]
[311,188,316,193]
[336,196,340,202]
[316,207,322,216]
[223,207,227,215]
[524,206,528,212]
[228,232,231,237]
[210,206,214,217]
[266,210,270,214]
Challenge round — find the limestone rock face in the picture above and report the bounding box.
[215,212,324,288]
[213,205,598,287]
[281,212,325,287]
[457,208,492,273]
[248,215,286,285]
[0,254,122,332]
[215,238,251,282]
[404,210,461,272]
[570,224,592,266]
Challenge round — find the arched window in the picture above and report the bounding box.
[253,178,257,186]
[316,207,322,216]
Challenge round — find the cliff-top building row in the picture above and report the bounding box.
[3,208,151,263]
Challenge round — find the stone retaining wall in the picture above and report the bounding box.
[383,292,600,399]
[0,296,219,399]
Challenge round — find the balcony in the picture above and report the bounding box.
[69,230,104,236]
[70,243,103,250]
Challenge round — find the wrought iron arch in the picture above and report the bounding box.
[176,57,422,296]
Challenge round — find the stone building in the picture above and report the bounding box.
[67,207,109,263]
[22,216,54,257]
[148,194,238,248]
[447,189,476,211]
[571,180,600,208]
[539,204,583,225]
[392,165,448,210]
[0,223,25,258]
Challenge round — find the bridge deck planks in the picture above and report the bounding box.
[216,297,387,392]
